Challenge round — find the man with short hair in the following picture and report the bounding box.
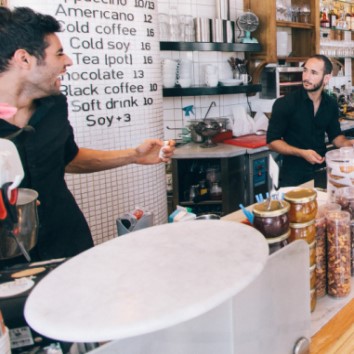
[0,7,174,262]
[267,54,354,187]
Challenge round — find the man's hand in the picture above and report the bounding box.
[135,139,176,164]
[300,149,325,165]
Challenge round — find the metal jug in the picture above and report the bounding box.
[0,188,39,260]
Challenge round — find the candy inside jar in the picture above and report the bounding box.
[252,200,290,238]
[284,188,317,223]
[326,210,351,298]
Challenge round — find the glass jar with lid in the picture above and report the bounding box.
[289,219,316,244]
[252,200,290,238]
[315,203,341,298]
[326,210,351,298]
[267,230,290,254]
[284,188,317,223]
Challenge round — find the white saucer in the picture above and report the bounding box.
[0,278,34,298]
[219,79,243,86]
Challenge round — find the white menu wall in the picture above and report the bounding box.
[8,0,166,244]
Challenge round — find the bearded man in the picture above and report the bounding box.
[267,54,354,187]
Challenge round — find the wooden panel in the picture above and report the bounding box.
[247,0,277,62]
[310,299,354,354]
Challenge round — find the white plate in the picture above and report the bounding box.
[0,278,34,298]
[219,79,243,86]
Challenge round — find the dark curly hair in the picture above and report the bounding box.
[0,7,61,73]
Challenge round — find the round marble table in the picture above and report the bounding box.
[25,221,268,342]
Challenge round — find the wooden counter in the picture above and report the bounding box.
[310,299,354,354]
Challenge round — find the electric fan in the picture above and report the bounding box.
[237,11,259,44]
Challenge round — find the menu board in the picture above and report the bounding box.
[8,0,166,243]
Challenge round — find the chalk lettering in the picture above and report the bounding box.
[56,4,134,21]
[61,84,99,96]
[104,54,133,67]
[71,99,102,112]
[95,24,136,36]
[86,113,131,127]
[63,69,124,81]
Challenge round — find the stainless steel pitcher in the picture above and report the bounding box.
[0,188,38,260]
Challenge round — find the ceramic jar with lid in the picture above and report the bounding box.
[284,188,318,223]
[267,230,290,254]
[326,210,351,298]
[289,219,316,244]
[252,200,290,238]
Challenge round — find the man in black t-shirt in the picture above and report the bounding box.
[0,7,175,263]
[267,55,354,187]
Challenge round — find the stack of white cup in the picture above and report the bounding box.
[204,64,218,87]
[162,59,178,88]
[176,59,192,88]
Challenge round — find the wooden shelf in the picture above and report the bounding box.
[163,84,262,97]
[279,81,302,86]
[160,42,262,52]
[276,20,315,29]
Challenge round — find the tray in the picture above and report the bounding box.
[223,134,267,148]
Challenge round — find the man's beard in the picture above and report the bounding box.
[303,77,324,93]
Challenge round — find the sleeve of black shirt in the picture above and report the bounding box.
[325,96,342,143]
[266,96,289,144]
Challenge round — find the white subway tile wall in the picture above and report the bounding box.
[158,0,254,141]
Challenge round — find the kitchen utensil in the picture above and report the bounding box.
[204,101,216,121]
[194,119,221,148]
[0,182,31,261]
[0,188,38,260]
[239,204,254,224]
[266,154,280,209]
[188,121,205,143]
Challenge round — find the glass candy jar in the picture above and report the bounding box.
[284,188,317,223]
[252,200,290,238]
[326,210,351,298]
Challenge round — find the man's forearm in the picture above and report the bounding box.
[65,148,138,174]
[268,140,304,157]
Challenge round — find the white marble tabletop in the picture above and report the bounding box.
[24,221,268,343]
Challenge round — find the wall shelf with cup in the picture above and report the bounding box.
[160,41,262,52]
[162,84,262,97]
[244,0,319,83]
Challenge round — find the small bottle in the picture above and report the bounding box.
[345,5,352,30]
[329,6,338,28]
[320,9,330,28]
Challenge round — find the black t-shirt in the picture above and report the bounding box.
[0,94,94,261]
[267,87,342,185]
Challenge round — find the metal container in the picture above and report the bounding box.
[211,19,224,43]
[188,121,205,143]
[194,18,211,42]
[0,188,39,260]
[196,214,220,220]
[216,0,230,19]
